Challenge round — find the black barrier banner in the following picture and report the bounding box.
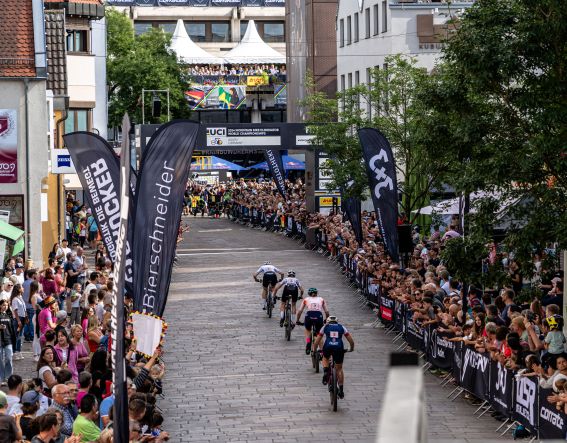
[64,132,135,295]
[343,195,363,247]
[489,361,513,416]
[460,348,490,400]
[539,387,567,439]
[211,0,240,5]
[264,0,284,5]
[379,294,394,323]
[513,375,539,435]
[394,301,405,332]
[452,341,463,382]
[264,149,286,198]
[158,0,189,4]
[406,317,425,353]
[132,120,199,316]
[242,0,263,5]
[358,128,399,263]
[426,327,454,370]
[111,115,131,443]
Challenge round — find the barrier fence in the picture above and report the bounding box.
[228,204,567,440]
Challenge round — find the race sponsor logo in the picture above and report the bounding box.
[515,376,537,425]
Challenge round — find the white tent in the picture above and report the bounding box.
[170,19,224,65]
[223,20,286,65]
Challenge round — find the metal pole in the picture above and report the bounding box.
[142,88,145,125]
[167,89,170,122]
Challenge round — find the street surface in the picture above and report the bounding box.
[160,216,506,442]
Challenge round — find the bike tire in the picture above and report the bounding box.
[331,368,338,412]
[267,292,273,318]
[285,306,292,341]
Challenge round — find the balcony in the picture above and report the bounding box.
[189,73,287,86]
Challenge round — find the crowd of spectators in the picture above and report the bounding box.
[1,199,169,441]
[213,178,566,424]
[189,64,285,77]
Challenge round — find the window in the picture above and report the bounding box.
[346,16,352,45]
[64,110,89,134]
[240,21,285,43]
[382,1,388,33]
[340,74,345,92]
[355,70,360,87]
[354,13,359,43]
[348,72,352,89]
[373,4,379,35]
[365,8,371,39]
[134,22,153,36]
[211,23,230,42]
[339,19,344,47]
[366,67,372,117]
[187,23,206,42]
[66,30,88,53]
[158,23,177,34]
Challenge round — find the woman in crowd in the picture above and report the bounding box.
[29,282,43,361]
[70,324,90,373]
[0,298,16,383]
[538,353,567,392]
[86,309,103,353]
[89,349,112,401]
[39,268,57,298]
[37,346,58,393]
[53,329,79,383]
[10,283,27,359]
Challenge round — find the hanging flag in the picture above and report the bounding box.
[111,114,132,443]
[358,128,399,262]
[264,149,286,198]
[343,195,364,247]
[63,132,135,295]
[132,120,199,316]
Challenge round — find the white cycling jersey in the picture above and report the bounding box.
[281,277,301,288]
[301,296,326,313]
[256,265,280,274]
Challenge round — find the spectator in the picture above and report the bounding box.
[19,390,40,440]
[50,384,75,438]
[6,374,23,415]
[72,394,100,442]
[0,299,15,384]
[0,391,22,443]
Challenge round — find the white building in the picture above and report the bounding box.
[336,0,474,92]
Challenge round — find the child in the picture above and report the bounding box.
[70,283,82,325]
[543,315,566,367]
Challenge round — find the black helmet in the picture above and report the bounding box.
[308,288,318,296]
[287,270,296,277]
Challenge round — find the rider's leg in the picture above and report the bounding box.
[322,355,330,384]
[261,286,267,308]
[336,363,344,385]
[291,301,297,324]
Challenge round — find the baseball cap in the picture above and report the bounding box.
[0,391,7,408]
[21,390,40,405]
[56,310,68,323]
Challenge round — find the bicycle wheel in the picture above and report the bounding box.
[315,349,320,373]
[331,366,338,412]
[285,306,292,341]
[267,292,273,318]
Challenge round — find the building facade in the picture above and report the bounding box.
[0,0,49,265]
[336,0,474,93]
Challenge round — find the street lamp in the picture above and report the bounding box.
[141,89,170,124]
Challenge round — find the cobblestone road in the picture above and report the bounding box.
[160,216,506,442]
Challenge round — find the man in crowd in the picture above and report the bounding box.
[72,394,100,442]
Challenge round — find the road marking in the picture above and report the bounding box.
[176,247,260,252]
[196,228,233,233]
[177,249,306,256]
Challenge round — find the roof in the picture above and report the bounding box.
[0,0,36,77]
[44,0,103,4]
[45,10,67,96]
[170,20,224,65]
[223,20,286,65]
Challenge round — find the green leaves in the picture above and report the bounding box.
[106,8,190,127]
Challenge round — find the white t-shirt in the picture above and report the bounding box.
[58,246,71,263]
[256,265,280,274]
[39,366,54,390]
[11,295,27,318]
[0,290,10,302]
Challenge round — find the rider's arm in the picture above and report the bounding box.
[345,333,355,351]
[296,300,306,320]
[323,300,330,318]
[299,284,304,296]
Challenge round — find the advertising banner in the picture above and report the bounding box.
[539,387,567,439]
[264,149,286,198]
[460,348,490,400]
[188,0,209,5]
[379,294,394,323]
[394,300,405,332]
[0,109,17,183]
[406,317,425,353]
[489,361,514,416]
[132,121,199,316]
[186,85,246,110]
[247,75,269,86]
[265,0,285,4]
[358,128,399,263]
[426,326,454,370]
[513,375,538,435]
[211,0,241,5]
[274,84,287,107]
[242,0,263,5]
[452,341,463,382]
[205,126,281,148]
[51,149,76,174]
[343,193,363,246]
[158,0,190,4]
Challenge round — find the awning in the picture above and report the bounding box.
[223,20,286,64]
[63,174,83,190]
[170,19,224,65]
[0,220,25,256]
[247,155,305,171]
[191,156,245,171]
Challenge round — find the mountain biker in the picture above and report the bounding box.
[314,315,354,399]
[296,288,329,355]
[273,270,304,328]
[253,261,284,310]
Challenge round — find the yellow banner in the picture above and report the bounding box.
[319,196,341,207]
[247,76,268,86]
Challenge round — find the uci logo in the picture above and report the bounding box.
[210,138,223,146]
[207,128,226,137]
[368,150,394,200]
[0,162,16,173]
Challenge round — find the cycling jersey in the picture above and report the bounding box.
[281,277,301,289]
[256,265,280,275]
[318,323,349,349]
[301,296,326,314]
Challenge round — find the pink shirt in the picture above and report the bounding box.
[38,308,53,335]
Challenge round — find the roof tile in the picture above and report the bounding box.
[0,0,36,77]
[45,9,67,96]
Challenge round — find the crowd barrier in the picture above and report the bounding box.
[228,205,567,439]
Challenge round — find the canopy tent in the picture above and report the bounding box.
[223,20,286,65]
[170,19,224,65]
[248,155,305,171]
[191,156,245,171]
[0,219,25,256]
[413,191,506,215]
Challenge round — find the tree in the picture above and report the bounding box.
[301,55,451,223]
[423,0,567,278]
[106,8,191,127]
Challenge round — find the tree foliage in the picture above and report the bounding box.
[106,8,191,127]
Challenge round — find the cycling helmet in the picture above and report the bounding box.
[264,261,271,265]
[327,315,338,324]
[307,288,318,296]
[287,270,296,277]
[545,315,564,331]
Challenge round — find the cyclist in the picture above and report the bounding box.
[296,288,329,355]
[314,315,354,399]
[253,261,284,310]
[273,270,304,328]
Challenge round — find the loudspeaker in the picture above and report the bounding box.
[397,224,413,253]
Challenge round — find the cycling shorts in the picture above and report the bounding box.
[281,288,299,303]
[323,347,345,365]
[262,272,278,288]
[304,311,324,332]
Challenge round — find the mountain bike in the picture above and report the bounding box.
[311,327,321,372]
[326,348,352,412]
[266,285,275,318]
[283,297,293,340]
